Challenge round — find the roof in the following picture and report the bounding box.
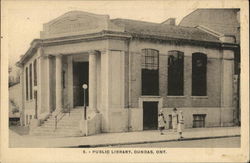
[111,18,221,43]
[179,9,240,44]
[18,11,239,66]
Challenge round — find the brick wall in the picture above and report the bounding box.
[129,39,222,108]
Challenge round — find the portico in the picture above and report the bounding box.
[52,51,100,113]
[38,40,127,132]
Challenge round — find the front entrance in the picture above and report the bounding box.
[73,62,89,107]
[143,102,158,130]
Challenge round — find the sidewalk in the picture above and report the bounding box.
[9,127,240,148]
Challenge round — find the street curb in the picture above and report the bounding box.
[72,134,241,148]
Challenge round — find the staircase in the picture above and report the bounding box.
[30,108,84,137]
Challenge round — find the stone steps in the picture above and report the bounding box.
[30,108,84,137]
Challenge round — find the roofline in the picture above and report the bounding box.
[17,30,132,66]
[178,9,198,25]
[17,30,239,66]
[196,25,224,37]
[46,10,109,26]
[179,8,240,26]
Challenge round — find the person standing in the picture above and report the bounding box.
[177,111,184,139]
[172,108,178,132]
[158,109,166,135]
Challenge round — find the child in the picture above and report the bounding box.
[158,109,166,135]
[177,111,184,139]
[172,108,178,132]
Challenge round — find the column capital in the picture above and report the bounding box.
[55,54,63,58]
[88,50,100,55]
[222,49,234,60]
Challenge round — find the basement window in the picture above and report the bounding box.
[193,114,206,128]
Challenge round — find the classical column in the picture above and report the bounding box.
[89,51,98,112]
[67,56,73,108]
[55,55,62,112]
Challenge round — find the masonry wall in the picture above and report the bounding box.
[127,39,231,130]
[129,39,222,108]
[22,51,39,125]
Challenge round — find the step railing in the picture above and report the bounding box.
[54,104,70,131]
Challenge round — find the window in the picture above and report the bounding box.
[167,51,184,95]
[26,115,28,125]
[193,114,206,128]
[29,64,33,99]
[25,67,28,100]
[192,53,207,96]
[141,49,159,95]
[62,70,66,89]
[168,115,172,129]
[33,59,37,86]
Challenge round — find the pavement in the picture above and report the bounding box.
[9,126,240,148]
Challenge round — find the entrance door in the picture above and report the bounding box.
[73,62,89,107]
[143,102,158,130]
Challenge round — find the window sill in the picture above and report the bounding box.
[191,96,208,99]
[26,99,34,103]
[140,95,161,98]
[166,96,186,98]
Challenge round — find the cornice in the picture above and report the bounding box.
[17,30,240,66]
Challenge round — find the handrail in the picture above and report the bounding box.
[54,104,70,131]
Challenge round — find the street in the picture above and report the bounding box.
[113,137,240,148]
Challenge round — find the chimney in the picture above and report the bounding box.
[161,18,176,26]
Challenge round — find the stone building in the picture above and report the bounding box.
[16,10,239,136]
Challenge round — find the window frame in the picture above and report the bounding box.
[167,50,184,96]
[193,114,206,128]
[192,53,207,96]
[25,67,29,101]
[29,63,33,100]
[33,59,37,86]
[141,49,159,96]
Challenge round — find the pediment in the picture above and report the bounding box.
[41,11,124,38]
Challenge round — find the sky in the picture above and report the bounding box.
[3,1,199,67]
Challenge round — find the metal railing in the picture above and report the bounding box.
[54,104,70,131]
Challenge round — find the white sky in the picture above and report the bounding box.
[3,1,199,66]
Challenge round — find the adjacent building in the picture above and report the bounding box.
[16,10,239,135]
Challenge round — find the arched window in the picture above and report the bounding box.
[192,53,207,96]
[167,51,184,95]
[33,59,37,86]
[141,49,159,95]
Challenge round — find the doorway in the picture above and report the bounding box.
[73,62,89,107]
[143,102,158,130]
